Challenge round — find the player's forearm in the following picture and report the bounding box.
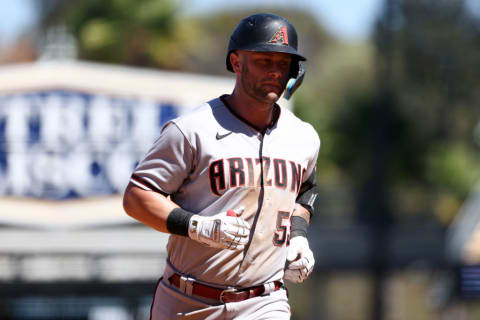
[291,203,310,239]
[123,182,178,233]
[292,203,310,224]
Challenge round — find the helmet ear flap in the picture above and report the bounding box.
[289,57,300,80]
[284,62,305,100]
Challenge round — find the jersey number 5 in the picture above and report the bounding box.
[273,211,291,247]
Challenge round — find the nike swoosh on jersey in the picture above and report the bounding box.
[216,132,233,140]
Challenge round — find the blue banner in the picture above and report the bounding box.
[0,90,179,199]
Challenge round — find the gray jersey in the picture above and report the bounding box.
[131,96,320,287]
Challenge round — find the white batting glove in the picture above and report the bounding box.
[188,207,251,250]
[284,236,315,283]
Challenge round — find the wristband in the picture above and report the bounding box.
[290,216,308,238]
[166,208,194,237]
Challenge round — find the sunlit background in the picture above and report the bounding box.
[1,0,480,319]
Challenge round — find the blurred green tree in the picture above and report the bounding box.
[326,0,480,225]
[36,2,331,74]
[37,0,199,69]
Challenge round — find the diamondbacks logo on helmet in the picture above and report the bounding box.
[268,26,289,45]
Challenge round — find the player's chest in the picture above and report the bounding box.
[200,128,310,163]
[198,130,310,196]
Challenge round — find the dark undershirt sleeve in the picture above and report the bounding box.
[295,168,318,217]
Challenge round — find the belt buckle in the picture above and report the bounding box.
[219,287,237,303]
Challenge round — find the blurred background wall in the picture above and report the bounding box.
[1,0,480,319]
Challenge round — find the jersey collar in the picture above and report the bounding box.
[220,94,281,134]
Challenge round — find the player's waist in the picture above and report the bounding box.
[163,259,284,303]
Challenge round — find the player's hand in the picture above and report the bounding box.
[188,206,251,250]
[284,236,315,283]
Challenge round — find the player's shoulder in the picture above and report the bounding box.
[169,97,223,130]
[280,107,320,146]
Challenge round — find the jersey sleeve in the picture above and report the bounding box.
[130,121,194,195]
[296,167,318,216]
[295,126,320,216]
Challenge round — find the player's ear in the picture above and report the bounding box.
[230,51,242,73]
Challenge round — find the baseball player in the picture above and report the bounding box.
[123,13,320,319]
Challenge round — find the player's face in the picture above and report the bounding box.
[238,51,292,104]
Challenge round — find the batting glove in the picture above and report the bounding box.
[284,236,315,283]
[188,207,251,250]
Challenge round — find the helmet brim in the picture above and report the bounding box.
[226,45,306,72]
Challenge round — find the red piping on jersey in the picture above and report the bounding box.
[219,94,281,134]
[131,174,168,196]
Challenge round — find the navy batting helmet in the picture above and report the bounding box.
[226,13,306,99]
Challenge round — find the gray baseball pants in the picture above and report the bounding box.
[149,263,291,319]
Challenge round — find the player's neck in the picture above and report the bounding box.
[226,92,275,132]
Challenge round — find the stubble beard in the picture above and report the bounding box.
[241,65,282,104]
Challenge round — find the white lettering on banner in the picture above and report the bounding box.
[40,94,63,150]
[3,97,31,195]
[0,90,179,199]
